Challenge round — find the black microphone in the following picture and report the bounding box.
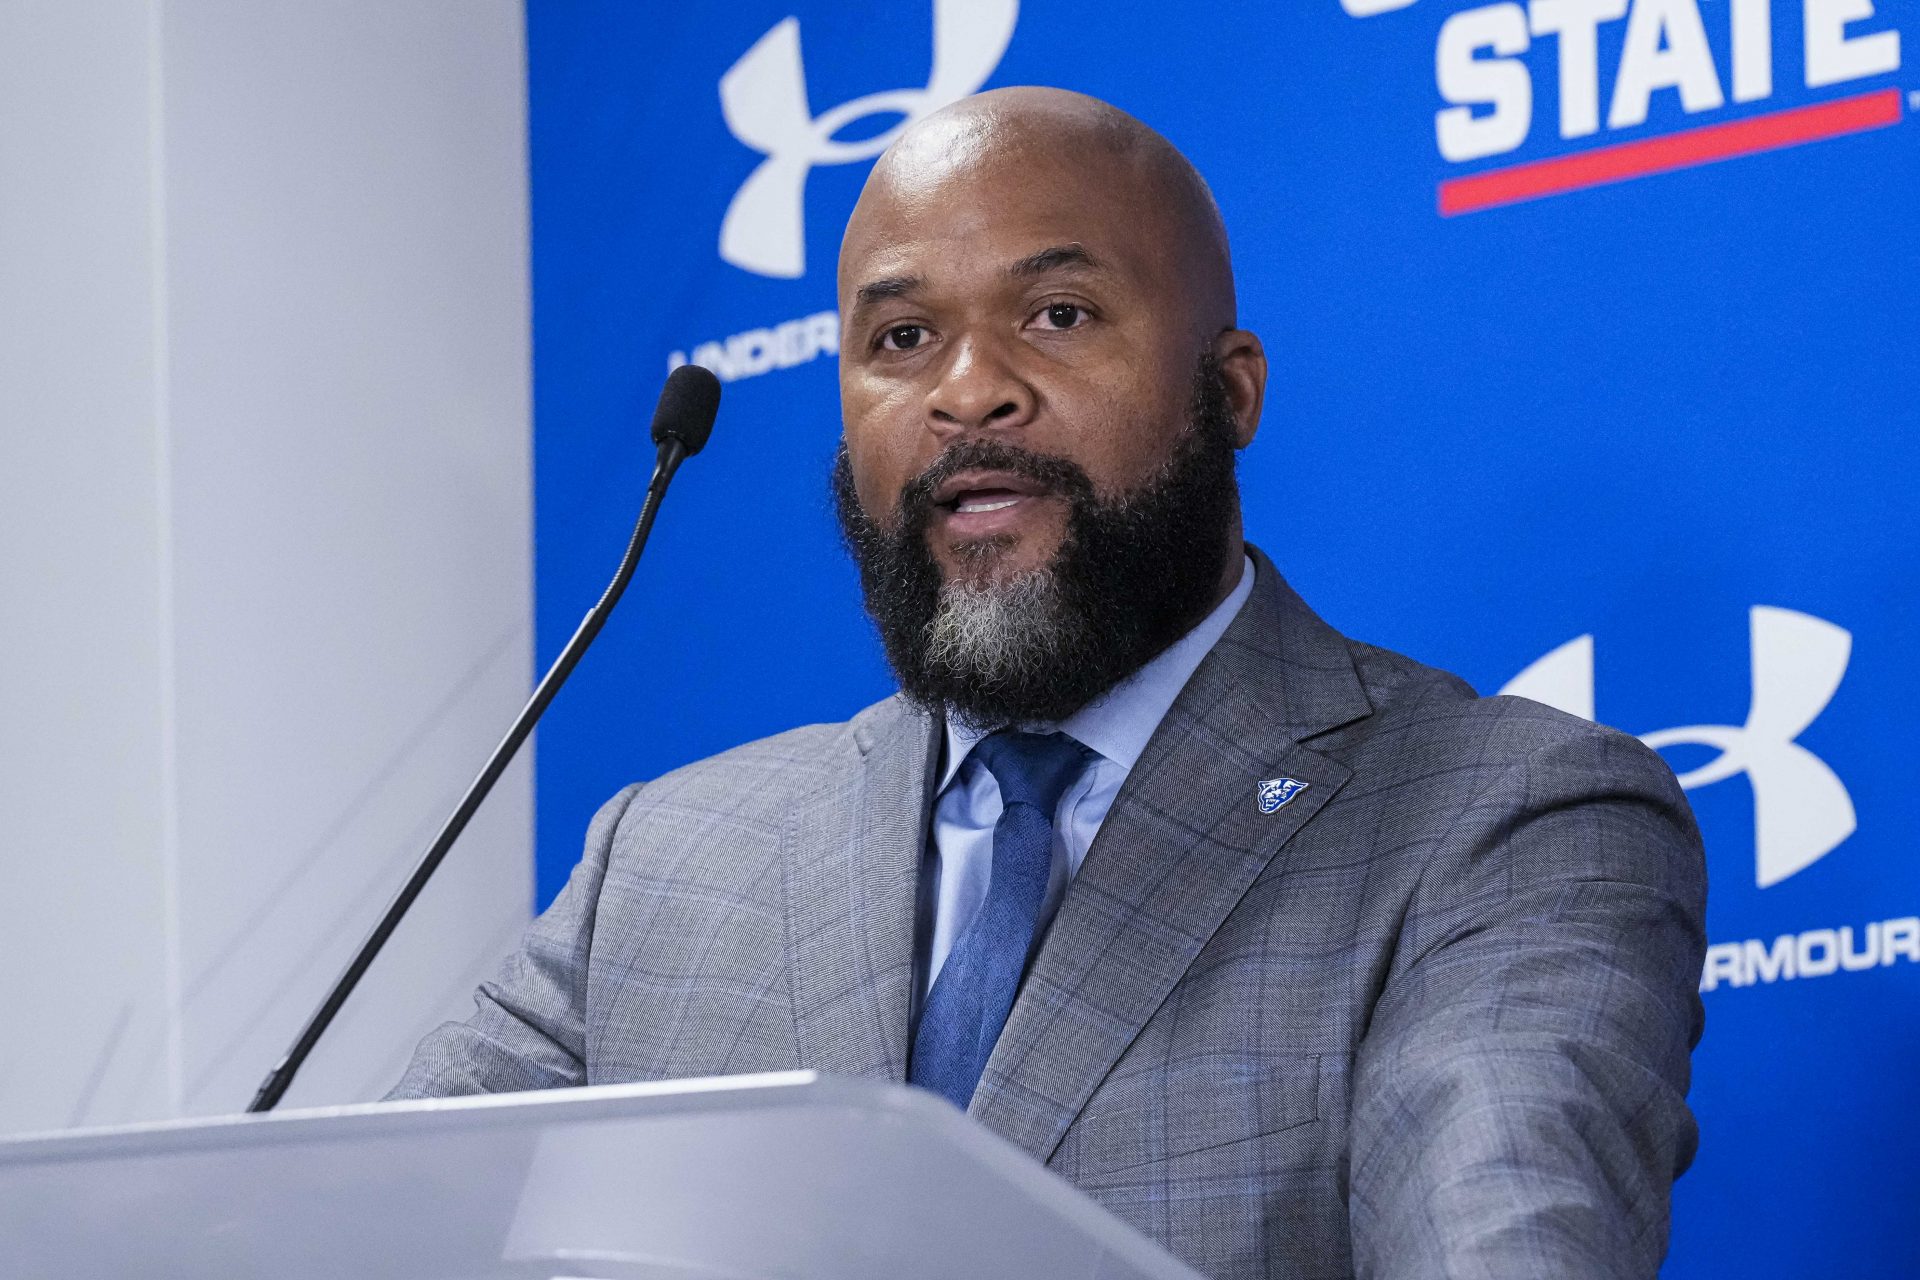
[247,364,723,1113]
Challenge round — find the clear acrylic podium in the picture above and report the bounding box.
[0,1071,1203,1279]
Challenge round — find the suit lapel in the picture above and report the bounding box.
[968,550,1371,1162]
[782,699,939,1081]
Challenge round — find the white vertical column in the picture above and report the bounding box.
[159,0,535,1114]
[0,0,533,1131]
[0,0,176,1133]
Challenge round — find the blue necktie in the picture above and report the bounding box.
[910,729,1090,1111]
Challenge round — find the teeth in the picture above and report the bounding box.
[957,497,1020,514]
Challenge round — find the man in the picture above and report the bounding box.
[391,88,1706,1279]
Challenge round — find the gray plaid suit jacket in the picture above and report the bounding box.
[391,548,1706,1279]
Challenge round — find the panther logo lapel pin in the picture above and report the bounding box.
[1257,777,1309,814]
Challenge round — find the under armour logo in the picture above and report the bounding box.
[717,0,1018,278]
[1258,777,1310,814]
[1501,606,1855,888]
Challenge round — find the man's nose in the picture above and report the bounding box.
[923,335,1036,436]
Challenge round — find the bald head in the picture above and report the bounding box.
[841,87,1237,337]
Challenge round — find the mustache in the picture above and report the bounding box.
[891,439,1095,534]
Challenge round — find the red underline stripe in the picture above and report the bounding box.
[1439,88,1903,216]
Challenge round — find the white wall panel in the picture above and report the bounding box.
[0,0,532,1130]
[0,0,174,1135]
[159,0,533,1117]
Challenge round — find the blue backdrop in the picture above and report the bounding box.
[525,2,1919,1272]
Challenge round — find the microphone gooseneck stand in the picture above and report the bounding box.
[246,366,722,1113]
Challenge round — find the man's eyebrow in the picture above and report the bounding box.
[1007,244,1105,279]
[852,275,923,310]
[849,247,1101,312]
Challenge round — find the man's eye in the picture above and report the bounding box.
[879,325,927,351]
[1038,303,1088,330]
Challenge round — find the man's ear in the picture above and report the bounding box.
[1212,328,1266,449]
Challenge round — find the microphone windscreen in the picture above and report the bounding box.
[651,365,722,457]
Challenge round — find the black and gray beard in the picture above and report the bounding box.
[831,354,1241,730]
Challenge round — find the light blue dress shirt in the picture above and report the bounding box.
[922,556,1256,996]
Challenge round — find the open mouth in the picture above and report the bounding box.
[930,469,1051,516]
[942,488,1029,515]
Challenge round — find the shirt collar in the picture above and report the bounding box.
[938,555,1257,790]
